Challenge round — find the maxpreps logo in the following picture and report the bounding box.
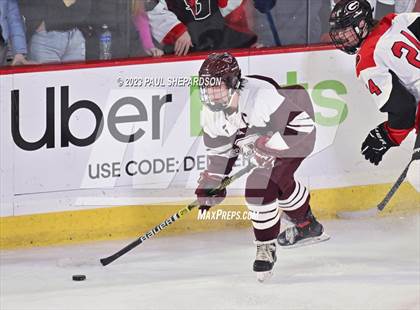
[11,86,172,151]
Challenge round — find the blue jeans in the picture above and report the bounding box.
[29,28,85,63]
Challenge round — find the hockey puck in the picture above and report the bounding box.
[72,275,86,281]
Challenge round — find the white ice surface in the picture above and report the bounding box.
[1,214,419,310]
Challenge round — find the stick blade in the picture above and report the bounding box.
[100,256,114,266]
[336,207,379,219]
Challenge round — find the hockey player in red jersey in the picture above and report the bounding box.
[195,53,328,282]
[329,0,419,170]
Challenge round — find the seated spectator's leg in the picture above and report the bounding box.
[29,31,62,63]
[62,29,86,62]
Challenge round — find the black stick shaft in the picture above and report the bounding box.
[377,133,420,211]
[377,162,411,211]
[266,11,281,46]
[100,204,195,266]
[100,164,255,266]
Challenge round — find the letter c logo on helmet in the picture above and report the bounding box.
[346,1,360,12]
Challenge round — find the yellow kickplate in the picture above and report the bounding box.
[1,183,418,249]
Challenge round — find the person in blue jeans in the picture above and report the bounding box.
[0,0,29,65]
[19,0,92,64]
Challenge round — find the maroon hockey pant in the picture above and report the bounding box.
[245,157,310,242]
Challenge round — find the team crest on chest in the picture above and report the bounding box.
[184,0,211,20]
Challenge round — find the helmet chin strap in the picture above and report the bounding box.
[224,89,240,112]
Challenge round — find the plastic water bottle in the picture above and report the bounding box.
[99,24,112,60]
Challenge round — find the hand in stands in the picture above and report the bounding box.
[174,31,193,56]
[145,47,164,57]
[11,53,34,66]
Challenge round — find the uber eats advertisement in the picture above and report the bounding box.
[1,50,410,216]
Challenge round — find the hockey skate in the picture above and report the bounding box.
[277,212,330,249]
[253,241,276,282]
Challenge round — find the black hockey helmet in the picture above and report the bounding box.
[198,52,241,112]
[329,0,374,54]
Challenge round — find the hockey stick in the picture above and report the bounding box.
[337,133,420,219]
[100,163,256,266]
[266,11,281,46]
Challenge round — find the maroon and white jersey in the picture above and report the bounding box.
[200,76,316,176]
[147,0,244,45]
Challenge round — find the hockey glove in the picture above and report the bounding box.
[250,136,277,169]
[253,0,276,13]
[195,171,227,210]
[361,122,398,166]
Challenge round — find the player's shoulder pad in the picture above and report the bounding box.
[247,76,284,101]
[242,76,285,124]
[356,13,397,77]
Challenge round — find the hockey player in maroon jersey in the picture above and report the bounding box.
[329,0,419,173]
[194,53,329,282]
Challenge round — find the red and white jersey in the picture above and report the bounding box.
[201,76,316,174]
[356,13,420,110]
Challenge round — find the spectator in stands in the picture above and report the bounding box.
[20,0,92,63]
[84,1,130,60]
[147,0,257,56]
[83,1,161,60]
[132,0,163,57]
[385,0,419,12]
[368,0,418,15]
[251,0,324,47]
[399,0,420,12]
[0,0,29,65]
